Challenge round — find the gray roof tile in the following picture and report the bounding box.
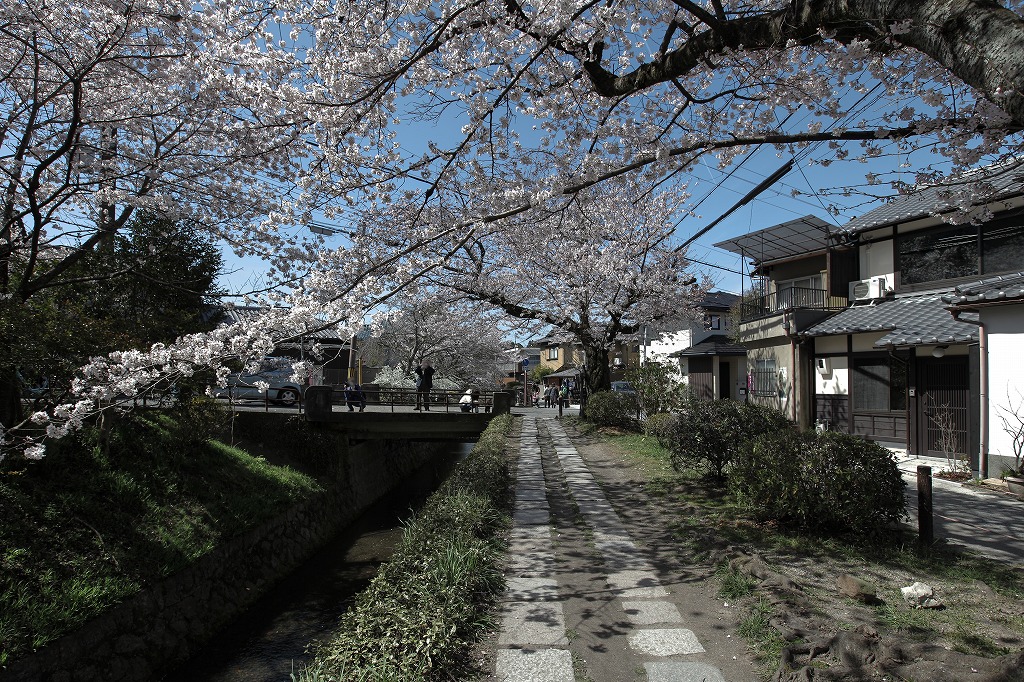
[841,165,1024,235]
[942,271,1024,307]
[669,334,747,357]
[803,294,978,347]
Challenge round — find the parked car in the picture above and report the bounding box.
[212,359,304,406]
[610,381,635,394]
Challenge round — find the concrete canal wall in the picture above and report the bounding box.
[4,413,448,682]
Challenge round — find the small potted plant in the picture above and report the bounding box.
[997,390,1024,499]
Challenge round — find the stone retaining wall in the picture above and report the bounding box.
[3,415,445,682]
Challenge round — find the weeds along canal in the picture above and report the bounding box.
[162,442,474,682]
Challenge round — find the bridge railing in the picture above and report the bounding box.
[326,386,506,413]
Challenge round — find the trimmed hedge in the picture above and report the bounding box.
[730,429,907,537]
[664,398,791,479]
[298,414,514,681]
[583,390,640,430]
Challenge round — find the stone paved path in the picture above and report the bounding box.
[494,416,734,682]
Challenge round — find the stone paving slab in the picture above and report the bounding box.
[495,649,574,682]
[606,570,670,598]
[629,628,706,656]
[514,507,552,526]
[499,602,569,646]
[621,600,684,625]
[505,576,561,602]
[645,661,727,682]
[507,549,558,575]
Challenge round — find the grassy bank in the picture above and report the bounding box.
[0,401,325,665]
[599,429,1024,678]
[298,413,514,682]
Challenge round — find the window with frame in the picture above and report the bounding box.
[851,356,907,411]
[706,314,721,330]
[547,347,559,361]
[897,214,1024,286]
[750,358,777,397]
[777,275,823,308]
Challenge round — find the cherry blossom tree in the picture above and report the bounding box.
[360,292,513,387]
[8,0,1024,460]
[405,180,705,397]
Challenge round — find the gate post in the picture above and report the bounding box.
[305,385,334,421]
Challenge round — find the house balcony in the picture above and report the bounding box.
[740,287,848,323]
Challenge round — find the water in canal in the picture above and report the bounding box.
[163,442,473,682]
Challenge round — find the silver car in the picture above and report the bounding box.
[213,360,305,406]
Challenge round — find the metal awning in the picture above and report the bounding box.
[713,215,833,266]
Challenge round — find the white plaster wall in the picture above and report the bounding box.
[815,335,847,354]
[858,239,895,283]
[646,327,694,362]
[985,305,1024,463]
[814,356,849,395]
[851,333,886,353]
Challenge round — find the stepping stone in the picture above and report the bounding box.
[621,600,684,625]
[514,507,551,526]
[505,576,561,601]
[644,661,726,682]
[507,549,558,575]
[496,649,574,682]
[629,628,706,656]
[499,602,569,646]
[607,570,669,598]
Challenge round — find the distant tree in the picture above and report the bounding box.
[360,293,509,387]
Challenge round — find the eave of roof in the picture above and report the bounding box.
[839,165,1024,236]
[803,294,978,347]
[942,271,1024,308]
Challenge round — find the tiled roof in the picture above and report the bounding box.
[701,291,740,309]
[669,334,747,357]
[942,271,1024,307]
[803,294,979,347]
[840,165,1024,235]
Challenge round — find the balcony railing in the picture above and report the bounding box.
[740,287,847,322]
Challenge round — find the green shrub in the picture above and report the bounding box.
[625,360,689,415]
[665,398,790,479]
[643,412,675,446]
[300,415,513,681]
[730,429,907,536]
[583,390,640,430]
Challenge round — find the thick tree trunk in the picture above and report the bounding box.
[584,0,1024,129]
[580,343,611,398]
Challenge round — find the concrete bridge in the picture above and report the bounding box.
[303,386,512,440]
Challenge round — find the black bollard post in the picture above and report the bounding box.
[917,465,933,546]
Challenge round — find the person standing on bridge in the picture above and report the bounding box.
[414,359,434,411]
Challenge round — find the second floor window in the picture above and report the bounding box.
[897,214,1024,287]
[776,275,823,308]
[706,314,721,330]
[547,347,559,361]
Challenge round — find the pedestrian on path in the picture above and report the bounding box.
[414,359,434,410]
[343,381,366,411]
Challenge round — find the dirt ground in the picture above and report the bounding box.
[569,425,1024,682]
[477,419,1024,681]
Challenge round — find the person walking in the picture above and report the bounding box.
[344,381,366,411]
[414,359,434,410]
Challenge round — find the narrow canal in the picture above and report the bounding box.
[162,442,473,682]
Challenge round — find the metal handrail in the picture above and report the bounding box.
[327,386,502,413]
[740,287,847,322]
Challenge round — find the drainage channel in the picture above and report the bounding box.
[162,442,473,682]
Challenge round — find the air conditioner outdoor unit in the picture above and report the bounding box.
[849,276,887,302]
